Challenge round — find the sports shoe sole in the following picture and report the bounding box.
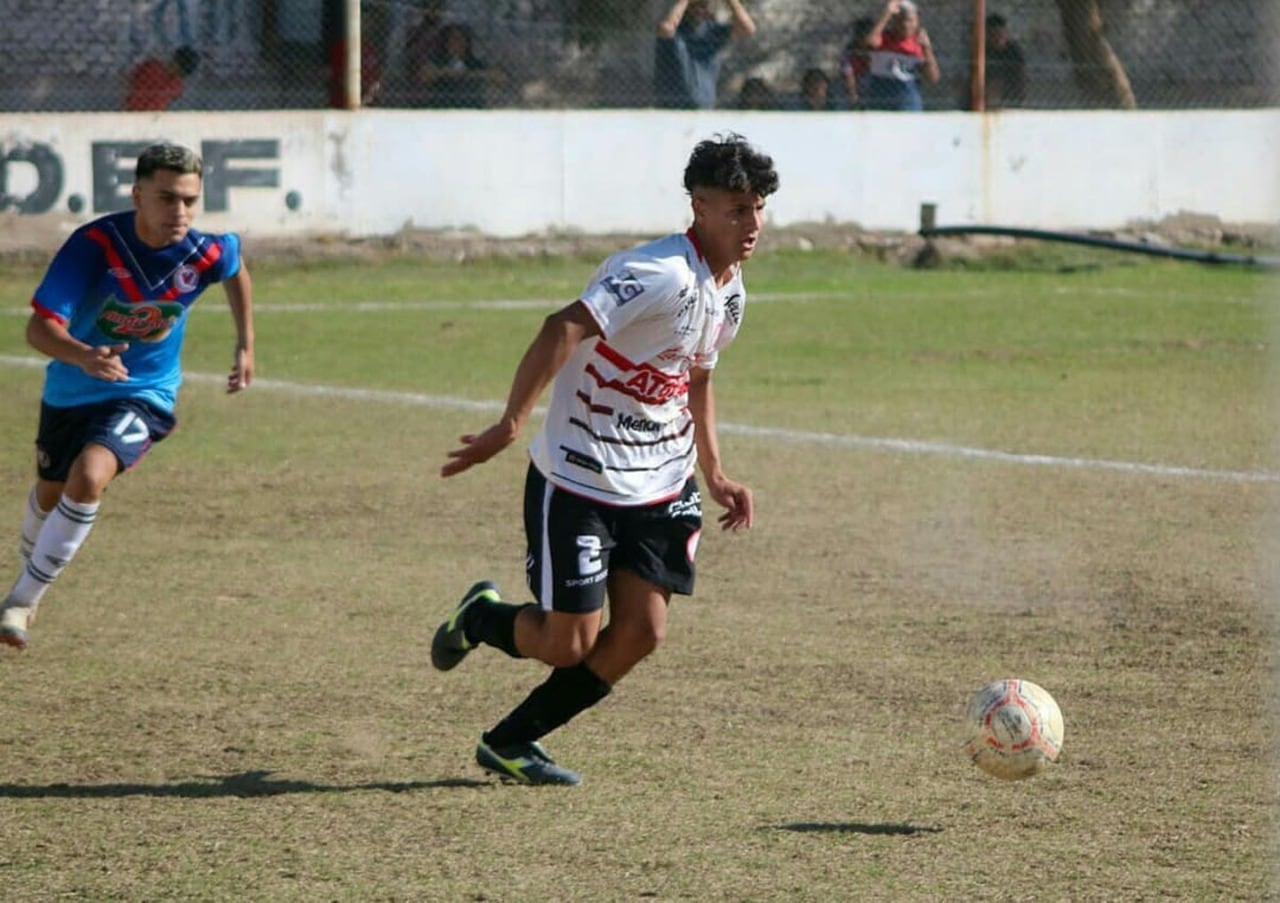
[430,580,499,671]
[0,628,29,651]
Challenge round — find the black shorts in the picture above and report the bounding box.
[35,399,176,482]
[523,463,703,614]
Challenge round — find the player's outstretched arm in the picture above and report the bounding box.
[689,366,753,530]
[442,301,600,478]
[223,264,255,393]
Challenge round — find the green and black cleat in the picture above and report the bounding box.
[430,580,500,671]
[475,739,581,786]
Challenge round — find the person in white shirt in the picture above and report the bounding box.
[432,133,779,786]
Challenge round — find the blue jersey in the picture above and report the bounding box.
[31,211,241,413]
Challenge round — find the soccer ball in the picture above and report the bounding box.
[964,679,1064,780]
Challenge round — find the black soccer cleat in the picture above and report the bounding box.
[430,580,500,671]
[475,739,581,786]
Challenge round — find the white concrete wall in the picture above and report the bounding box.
[1,109,1276,240]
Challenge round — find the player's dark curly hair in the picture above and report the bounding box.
[683,133,779,198]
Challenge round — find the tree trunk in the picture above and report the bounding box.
[1056,0,1136,109]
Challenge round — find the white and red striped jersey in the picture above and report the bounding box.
[527,229,745,505]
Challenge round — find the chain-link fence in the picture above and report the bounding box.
[1,0,1275,113]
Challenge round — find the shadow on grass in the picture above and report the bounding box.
[0,770,489,798]
[770,822,943,836]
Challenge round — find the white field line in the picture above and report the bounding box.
[0,293,820,316]
[1,352,1274,484]
[0,285,1263,317]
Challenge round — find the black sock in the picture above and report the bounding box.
[463,599,531,659]
[483,663,613,749]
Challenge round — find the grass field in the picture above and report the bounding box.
[0,245,1275,900]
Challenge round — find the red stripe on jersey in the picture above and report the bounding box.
[86,227,144,303]
[29,299,68,325]
[587,340,689,406]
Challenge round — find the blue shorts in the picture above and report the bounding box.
[35,399,176,481]
[523,463,703,614]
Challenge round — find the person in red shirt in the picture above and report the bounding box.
[862,0,939,111]
[328,37,383,108]
[124,46,199,112]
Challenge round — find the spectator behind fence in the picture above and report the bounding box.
[391,6,443,105]
[983,12,1027,108]
[736,76,775,110]
[837,17,874,109]
[412,22,506,108]
[124,46,199,111]
[654,0,757,110]
[862,0,939,111]
[789,67,837,111]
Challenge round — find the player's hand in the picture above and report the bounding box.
[918,27,932,50]
[442,421,518,477]
[228,346,254,393]
[80,343,130,382]
[706,474,754,531]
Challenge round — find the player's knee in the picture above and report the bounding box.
[617,618,666,657]
[543,638,593,669]
[537,619,601,671]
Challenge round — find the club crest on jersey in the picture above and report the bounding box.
[602,270,644,306]
[97,297,183,342]
[174,265,200,293]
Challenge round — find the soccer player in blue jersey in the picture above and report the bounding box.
[432,134,778,785]
[0,143,255,651]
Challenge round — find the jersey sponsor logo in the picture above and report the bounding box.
[591,341,690,405]
[616,413,662,434]
[725,292,742,325]
[623,368,687,404]
[174,264,199,293]
[668,490,702,519]
[97,297,183,342]
[676,286,696,315]
[564,571,608,588]
[562,448,603,473]
[601,270,644,306]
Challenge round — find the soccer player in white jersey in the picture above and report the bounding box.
[433,133,779,785]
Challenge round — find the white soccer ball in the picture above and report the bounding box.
[964,679,1064,780]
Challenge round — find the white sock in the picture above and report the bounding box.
[19,487,49,563]
[8,495,99,608]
